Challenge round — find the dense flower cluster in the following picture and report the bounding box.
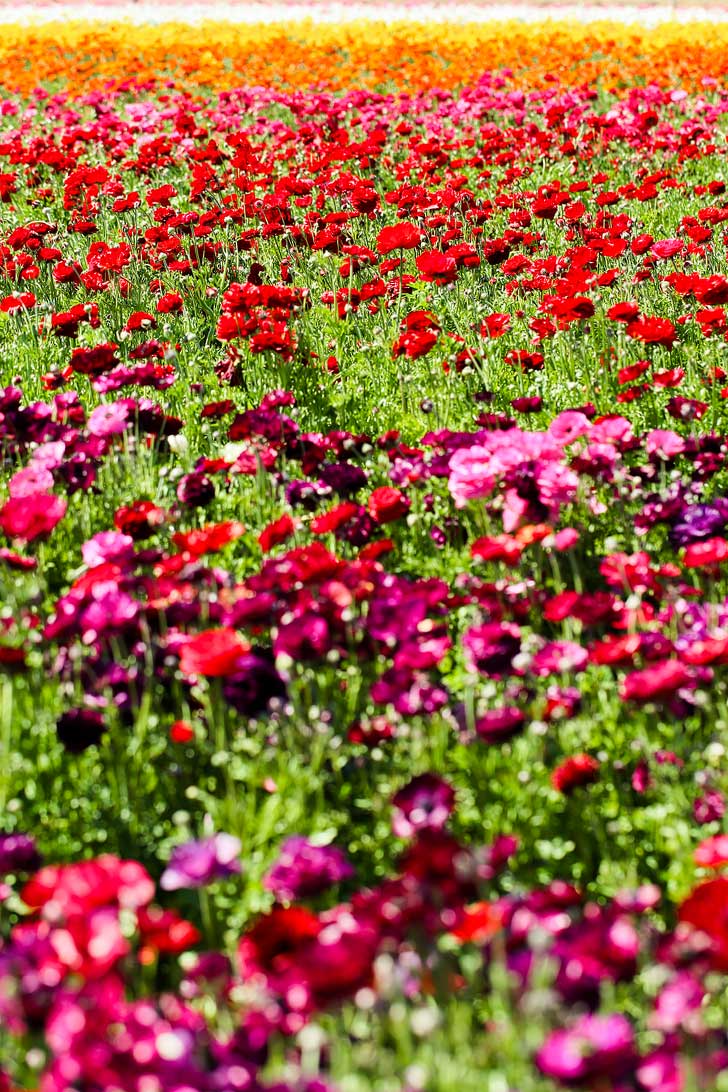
[1,20,728,96]
[4,49,728,1092]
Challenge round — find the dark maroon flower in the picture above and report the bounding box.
[475,706,525,743]
[177,471,215,507]
[392,774,455,838]
[56,708,106,753]
[0,834,41,875]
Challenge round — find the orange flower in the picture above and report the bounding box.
[1,21,727,97]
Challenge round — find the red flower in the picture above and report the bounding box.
[367,487,409,524]
[679,877,728,970]
[69,342,120,375]
[480,312,511,339]
[114,499,166,539]
[0,494,66,543]
[416,250,458,285]
[376,222,422,255]
[607,302,640,323]
[169,719,195,743]
[137,905,201,955]
[124,311,156,332]
[171,520,245,557]
[178,628,251,678]
[450,901,504,943]
[684,537,728,569]
[620,659,692,703]
[551,754,600,794]
[311,502,360,534]
[157,292,184,314]
[258,514,296,552]
[625,316,677,349]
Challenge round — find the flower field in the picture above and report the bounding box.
[4,18,728,1090]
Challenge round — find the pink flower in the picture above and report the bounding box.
[646,429,686,459]
[81,531,134,569]
[531,641,589,676]
[8,465,55,498]
[88,402,129,437]
[551,527,580,551]
[536,1013,635,1083]
[547,410,591,446]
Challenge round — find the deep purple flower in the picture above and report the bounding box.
[669,500,728,547]
[0,834,41,875]
[222,652,287,715]
[56,708,106,753]
[177,471,215,507]
[161,833,242,891]
[285,480,331,510]
[391,773,455,838]
[318,462,368,496]
[264,836,354,902]
[273,613,331,661]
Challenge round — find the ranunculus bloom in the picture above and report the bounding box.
[263,836,353,902]
[0,493,66,543]
[0,834,41,875]
[367,486,409,524]
[160,833,242,891]
[22,855,154,915]
[694,833,728,868]
[475,706,525,743]
[620,660,692,703]
[376,222,422,255]
[171,520,245,557]
[416,249,458,285]
[551,754,600,794]
[391,773,455,838]
[678,876,728,969]
[536,1013,635,1084]
[178,628,251,677]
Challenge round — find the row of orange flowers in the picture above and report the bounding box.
[1,19,727,95]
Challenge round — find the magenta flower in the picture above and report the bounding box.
[536,1013,635,1084]
[263,836,353,902]
[0,834,40,875]
[81,531,134,569]
[160,833,242,891]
